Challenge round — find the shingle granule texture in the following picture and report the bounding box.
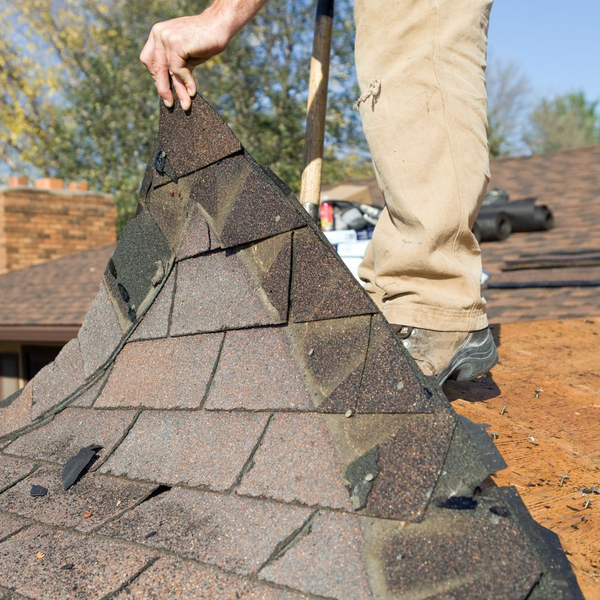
[157,93,241,179]
[96,334,223,409]
[77,283,124,379]
[31,338,86,418]
[0,525,154,599]
[0,383,34,438]
[237,414,351,509]
[0,455,35,493]
[170,236,291,335]
[188,154,305,248]
[290,227,378,323]
[109,207,172,317]
[5,407,137,465]
[117,557,308,599]
[101,488,310,575]
[361,413,455,522]
[0,513,27,541]
[128,268,176,342]
[260,512,372,599]
[205,328,313,411]
[71,366,113,407]
[288,315,371,412]
[374,507,541,598]
[0,465,154,532]
[176,203,212,260]
[357,314,433,414]
[100,411,269,490]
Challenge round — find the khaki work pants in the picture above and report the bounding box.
[355,0,493,332]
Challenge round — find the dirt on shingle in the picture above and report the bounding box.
[445,317,600,599]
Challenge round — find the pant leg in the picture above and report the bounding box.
[355,0,493,332]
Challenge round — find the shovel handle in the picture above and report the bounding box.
[300,0,335,224]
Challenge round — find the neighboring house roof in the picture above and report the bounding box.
[321,175,385,207]
[322,145,600,323]
[0,244,114,341]
[484,145,600,323]
[0,93,580,598]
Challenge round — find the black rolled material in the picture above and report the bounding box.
[487,279,600,289]
[473,211,512,242]
[481,198,555,233]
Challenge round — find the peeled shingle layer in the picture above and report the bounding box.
[0,92,582,599]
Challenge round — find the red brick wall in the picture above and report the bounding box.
[0,187,117,274]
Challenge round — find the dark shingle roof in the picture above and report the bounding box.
[324,145,600,323]
[0,94,582,599]
[0,244,114,337]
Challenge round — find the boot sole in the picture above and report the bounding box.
[436,329,499,385]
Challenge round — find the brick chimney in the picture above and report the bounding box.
[0,177,117,275]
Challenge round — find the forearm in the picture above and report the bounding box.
[204,0,268,47]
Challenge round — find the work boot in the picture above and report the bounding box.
[391,325,498,385]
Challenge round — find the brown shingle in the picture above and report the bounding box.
[0,244,114,329]
[100,411,270,490]
[100,487,311,575]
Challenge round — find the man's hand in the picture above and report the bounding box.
[141,1,267,110]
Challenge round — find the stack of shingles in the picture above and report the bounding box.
[487,249,600,290]
[0,94,583,599]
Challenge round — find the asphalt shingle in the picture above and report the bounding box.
[128,267,176,342]
[170,235,291,335]
[157,93,241,180]
[291,228,378,323]
[116,557,308,599]
[100,411,269,490]
[31,338,86,418]
[0,455,36,494]
[5,407,137,465]
[260,512,372,599]
[0,465,154,532]
[101,487,311,575]
[0,91,582,599]
[188,154,306,248]
[0,525,155,599]
[237,414,352,509]
[96,334,223,409]
[205,328,313,411]
[176,203,212,260]
[77,283,125,379]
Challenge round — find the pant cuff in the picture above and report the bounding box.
[382,303,489,332]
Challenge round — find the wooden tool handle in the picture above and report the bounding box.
[300,0,335,223]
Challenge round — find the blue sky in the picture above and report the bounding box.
[488,1,600,101]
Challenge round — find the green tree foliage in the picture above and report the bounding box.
[0,0,371,231]
[526,92,600,153]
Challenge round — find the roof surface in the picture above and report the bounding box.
[325,146,600,324]
[0,245,114,339]
[0,94,583,599]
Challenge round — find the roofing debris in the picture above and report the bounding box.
[0,92,584,598]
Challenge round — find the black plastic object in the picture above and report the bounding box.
[62,444,103,491]
[472,211,512,243]
[504,200,554,232]
[30,485,48,497]
[483,198,554,233]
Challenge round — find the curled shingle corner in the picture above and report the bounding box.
[0,92,583,599]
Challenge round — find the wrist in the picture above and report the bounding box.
[202,0,266,47]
